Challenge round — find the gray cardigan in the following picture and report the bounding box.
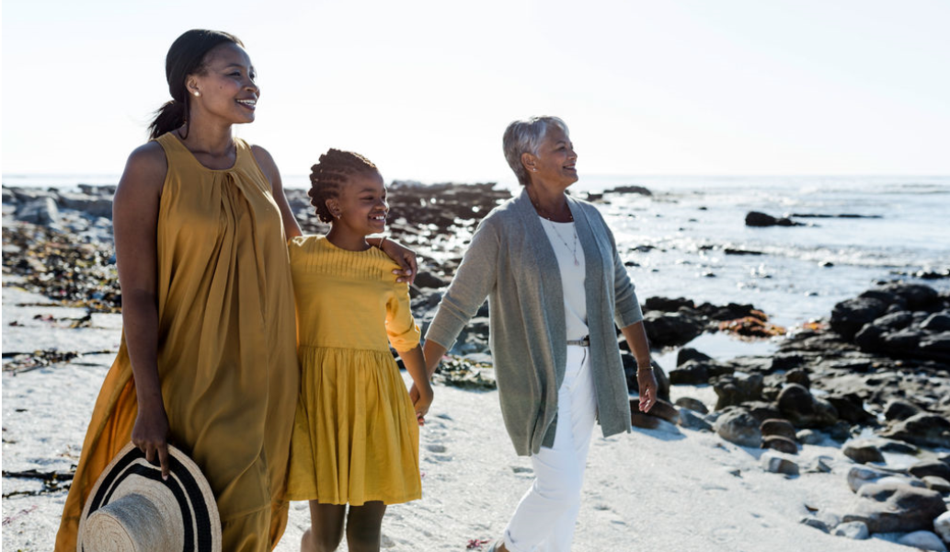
[425,188,644,456]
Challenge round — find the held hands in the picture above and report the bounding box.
[131,400,171,480]
[409,381,434,426]
[637,365,658,413]
[379,238,418,284]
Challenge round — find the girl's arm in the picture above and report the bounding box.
[251,145,302,239]
[398,345,433,425]
[113,142,172,479]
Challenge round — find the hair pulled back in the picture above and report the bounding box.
[148,29,244,139]
[308,149,379,223]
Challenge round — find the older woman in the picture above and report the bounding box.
[419,116,657,552]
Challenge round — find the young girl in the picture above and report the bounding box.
[286,149,433,552]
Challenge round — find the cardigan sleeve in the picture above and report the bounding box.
[602,214,644,328]
[424,216,500,350]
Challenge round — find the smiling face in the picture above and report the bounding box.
[327,171,389,238]
[186,42,259,125]
[522,124,578,188]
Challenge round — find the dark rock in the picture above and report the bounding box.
[742,401,784,425]
[874,283,940,311]
[668,360,709,385]
[922,476,950,494]
[777,384,839,428]
[745,211,800,227]
[843,481,947,533]
[785,368,810,388]
[714,408,762,447]
[843,441,886,464]
[642,311,705,348]
[826,421,853,442]
[825,394,874,425]
[921,331,950,353]
[922,313,950,332]
[630,411,661,430]
[605,185,652,196]
[760,419,798,441]
[771,352,808,372]
[674,397,708,414]
[881,413,950,449]
[885,399,923,421]
[712,372,764,410]
[762,435,798,455]
[847,465,897,492]
[908,460,950,481]
[414,271,448,289]
[799,516,831,533]
[57,192,114,219]
[830,297,888,340]
[643,296,696,312]
[677,408,713,431]
[676,347,712,366]
[762,453,800,475]
[644,399,679,423]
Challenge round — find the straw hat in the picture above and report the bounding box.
[77,442,221,552]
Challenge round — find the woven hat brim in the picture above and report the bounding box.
[78,442,221,552]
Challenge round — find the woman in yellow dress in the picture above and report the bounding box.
[54,30,416,552]
[286,149,433,552]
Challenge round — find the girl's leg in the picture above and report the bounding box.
[503,346,597,552]
[345,501,387,552]
[301,502,347,552]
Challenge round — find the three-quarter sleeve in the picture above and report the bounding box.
[604,218,644,328]
[386,281,421,351]
[424,217,501,350]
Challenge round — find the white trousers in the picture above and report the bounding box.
[504,345,597,552]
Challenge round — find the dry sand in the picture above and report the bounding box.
[1,284,912,551]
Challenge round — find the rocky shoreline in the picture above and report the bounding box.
[3,183,950,549]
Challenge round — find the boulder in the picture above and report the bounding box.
[745,211,799,227]
[762,435,798,455]
[923,476,950,494]
[674,397,708,414]
[842,441,885,464]
[714,409,762,448]
[760,418,797,441]
[678,408,713,432]
[777,384,838,428]
[935,511,950,544]
[57,192,114,219]
[832,521,869,540]
[16,196,60,225]
[797,429,827,445]
[909,460,950,481]
[644,398,679,424]
[642,311,705,348]
[922,313,950,332]
[824,393,874,425]
[712,372,764,410]
[843,481,947,533]
[785,368,810,388]
[630,411,661,430]
[762,453,799,476]
[885,399,923,421]
[846,465,896,492]
[897,531,947,552]
[831,296,890,340]
[676,347,713,366]
[413,271,448,289]
[881,413,950,449]
[668,359,721,385]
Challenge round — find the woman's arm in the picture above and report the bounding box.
[621,321,656,413]
[113,142,172,479]
[251,145,302,239]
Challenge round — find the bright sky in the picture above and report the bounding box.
[3,0,950,183]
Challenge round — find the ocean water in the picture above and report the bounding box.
[5,174,949,330]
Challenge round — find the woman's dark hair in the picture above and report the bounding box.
[308,149,379,223]
[148,29,244,140]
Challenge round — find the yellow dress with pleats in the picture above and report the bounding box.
[286,235,422,505]
[55,133,299,552]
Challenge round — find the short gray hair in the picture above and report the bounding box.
[502,116,570,186]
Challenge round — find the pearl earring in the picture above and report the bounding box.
[193,91,200,97]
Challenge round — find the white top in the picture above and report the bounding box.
[538,217,589,341]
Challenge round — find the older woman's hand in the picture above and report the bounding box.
[377,237,418,284]
[637,368,658,413]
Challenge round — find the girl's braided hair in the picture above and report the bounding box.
[308,148,379,223]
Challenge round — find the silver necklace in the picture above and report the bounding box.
[543,218,580,266]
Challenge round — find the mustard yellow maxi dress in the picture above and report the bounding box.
[286,235,422,506]
[55,133,299,552]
